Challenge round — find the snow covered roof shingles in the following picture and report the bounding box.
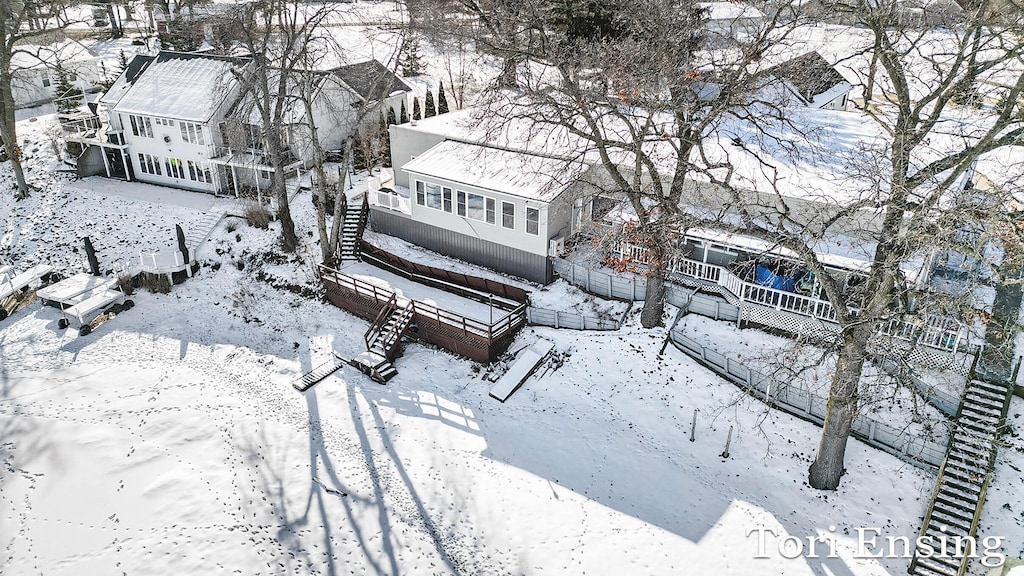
[333,60,410,101]
[402,140,586,203]
[113,52,250,122]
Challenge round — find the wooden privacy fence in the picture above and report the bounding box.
[526,304,631,331]
[666,312,948,471]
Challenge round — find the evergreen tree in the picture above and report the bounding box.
[437,82,449,113]
[400,36,424,77]
[53,63,83,113]
[412,97,421,121]
[424,88,436,117]
[379,113,392,168]
[399,99,409,123]
[386,105,397,125]
[117,49,130,75]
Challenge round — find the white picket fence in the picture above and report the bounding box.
[667,312,948,471]
[526,306,629,330]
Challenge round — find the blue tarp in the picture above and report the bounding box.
[754,264,798,292]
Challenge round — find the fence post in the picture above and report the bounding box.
[868,420,876,442]
[527,308,532,324]
[608,274,614,299]
[714,301,720,321]
[554,310,560,329]
[570,263,576,287]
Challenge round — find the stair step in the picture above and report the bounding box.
[932,494,977,515]
[964,393,1004,411]
[928,509,973,532]
[944,456,987,475]
[913,555,959,576]
[959,405,1000,423]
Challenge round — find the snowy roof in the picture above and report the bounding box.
[100,54,155,106]
[767,52,852,107]
[333,60,410,101]
[402,140,586,203]
[10,38,96,70]
[697,2,765,20]
[113,52,250,122]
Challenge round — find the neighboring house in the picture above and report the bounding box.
[65,51,409,197]
[10,38,103,109]
[698,1,765,43]
[211,59,410,196]
[766,51,853,110]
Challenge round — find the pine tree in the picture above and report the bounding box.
[400,36,424,77]
[379,113,392,168]
[53,63,83,114]
[437,82,449,114]
[412,97,421,121]
[386,105,397,125]
[117,49,130,75]
[399,99,409,123]
[424,88,436,117]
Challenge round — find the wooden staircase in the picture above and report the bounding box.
[339,195,369,263]
[350,294,414,384]
[908,377,1013,576]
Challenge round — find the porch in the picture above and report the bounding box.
[615,240,978,357]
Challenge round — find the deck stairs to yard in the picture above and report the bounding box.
[339,196,369,263]
[350,294,414,384]
[184,211,226,256]
[908,377,1013,576]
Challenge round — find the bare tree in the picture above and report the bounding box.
[225,0,337,252]
[464,0,806,327]
[0,0,76,199]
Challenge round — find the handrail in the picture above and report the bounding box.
[620,242,968,354]
[365,293,397,350]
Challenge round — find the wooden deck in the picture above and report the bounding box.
[319,262,527,363]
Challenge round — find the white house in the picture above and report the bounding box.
[698,1,765,44]
[10,38,103,109]
[380,112,587,283]
[67,51,410,197]
[765,51,853,110]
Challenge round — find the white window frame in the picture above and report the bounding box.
[129,115,153,138]
[501,201,515,230]
[180,121,205,145]
[526,207,540,235]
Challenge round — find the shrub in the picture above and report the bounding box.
[142,272,171,294]
[243,202,271,229]
[116,272,135,296]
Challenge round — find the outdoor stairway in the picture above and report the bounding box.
[338,196,369,263]
[185,211,225,255]
[909,378,1013,576]
[293,355,347,392]
[350,296,414,384]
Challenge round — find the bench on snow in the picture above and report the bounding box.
[37,273,134,336]
[0,264,54,320]
[489,339,554,402]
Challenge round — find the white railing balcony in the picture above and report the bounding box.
[370,188,412,215]
[615,241,967,353]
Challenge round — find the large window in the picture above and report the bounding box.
[180,121,205,145]
[425,183,442,210]
[466,192,485,221]
[129,115,153,138]
[187,160,212,183]
[165,157,185,179]
[137,153,161,175]
[526,207,539,235]
[502,201,515,230]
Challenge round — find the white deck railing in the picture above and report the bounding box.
[618,242,968,353]
[370,188,412,215]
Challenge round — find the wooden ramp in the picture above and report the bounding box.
[294,355,347,392]
[489,339,554,402]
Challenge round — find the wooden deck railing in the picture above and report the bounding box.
[319,263,526,341]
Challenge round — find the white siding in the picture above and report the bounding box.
[407,173,557,257]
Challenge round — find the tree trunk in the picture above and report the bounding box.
[0,100,29,199]
[641,242,667,328]
[265,130,297,252]
[808,322,873,490]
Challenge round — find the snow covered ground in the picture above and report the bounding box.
[1,97,1022,576]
